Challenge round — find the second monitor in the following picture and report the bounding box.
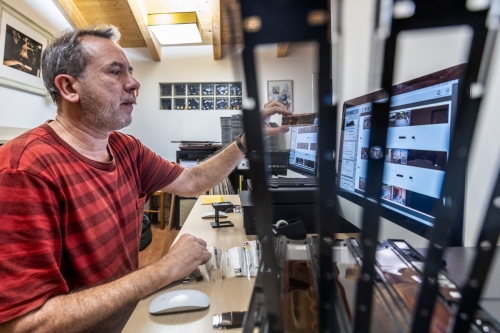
[288,124,318,177]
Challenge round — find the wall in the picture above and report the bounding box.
[336,0,500,247]
[122,43,318,162]
[0,0,317,162]
[0,0,71,129]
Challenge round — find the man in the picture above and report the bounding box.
[0,25,291,333]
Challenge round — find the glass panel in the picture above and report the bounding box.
[188,83,200,95]
[188,97,200,110]
[202,97,214,110]
[160,98,172,110]
[230,97,242,110]
[202,83,214,95]
[174,98,186,110]
[230,82,242,96]
[174,84,186,96]
[216,97,229,110]
[160,83,172,96]
[159,83,247,110]
[216,83,229,96]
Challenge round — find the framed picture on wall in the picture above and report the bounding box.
[0,2,51,96]
[267,80,293,111]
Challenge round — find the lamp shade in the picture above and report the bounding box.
[148,12,203,45]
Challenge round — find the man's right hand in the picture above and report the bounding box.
[261,100,293,137]
[0,233,212,333]
[156,233,211,285]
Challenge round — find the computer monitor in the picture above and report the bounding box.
[288,124,318,176]
[336,64,466,243]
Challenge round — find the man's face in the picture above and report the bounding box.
[77,36,140,132]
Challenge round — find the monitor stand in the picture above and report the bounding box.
[211,210,234,228]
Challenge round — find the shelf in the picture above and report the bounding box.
[146,191,167,230]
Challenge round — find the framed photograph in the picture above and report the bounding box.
[267,80,293,111]
[0,2,51,95]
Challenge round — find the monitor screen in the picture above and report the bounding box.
[336,64,465,241]
[288,125,318,176]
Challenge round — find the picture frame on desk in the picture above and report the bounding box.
[267,80,293,111]
[0,2,51,96]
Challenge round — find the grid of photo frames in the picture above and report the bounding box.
[159,82,243,110]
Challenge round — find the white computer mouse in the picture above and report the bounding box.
[149,289,210,314]
[201,211,228,219]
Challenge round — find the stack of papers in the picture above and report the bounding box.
[201,195,224,205]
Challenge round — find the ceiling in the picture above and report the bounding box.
[52,0,284,61]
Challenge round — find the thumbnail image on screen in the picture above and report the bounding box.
[289,125,318,176]
[336,64,464,228]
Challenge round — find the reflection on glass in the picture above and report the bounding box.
[230,83,242,96]
[202,83,214,95]
[216,97,228,109]
[216,83,229,95]
[160,98,172,110]
[202,97,214,110]
[230,97,242,110]
[160,84,172,96]
[174,84,186,96]
[188,84,200,95]
[188,98,200,110]
[174,98,186,110]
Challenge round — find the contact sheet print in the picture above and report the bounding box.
[197,241,261,282]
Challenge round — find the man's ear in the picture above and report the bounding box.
[54,74,80,104]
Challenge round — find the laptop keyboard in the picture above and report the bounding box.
[267,178,318,188]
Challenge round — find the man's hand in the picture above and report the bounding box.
[261,100,293,137]
[0,233,212,333]
[156,234,212,284]
[163,101,294,198]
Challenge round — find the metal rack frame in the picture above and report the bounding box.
[238,1,336,332]
[235,0,500,332]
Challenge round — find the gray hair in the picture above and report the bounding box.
[42,24,121,103]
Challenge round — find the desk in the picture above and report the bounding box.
[123,195,256,333]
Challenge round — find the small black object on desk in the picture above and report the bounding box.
[211,202,234,228]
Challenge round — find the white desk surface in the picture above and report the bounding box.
[122,195,256,333]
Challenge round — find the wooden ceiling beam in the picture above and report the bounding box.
[277,42,290,58]
[53,0,88,29]
[211,0,222,60]
[126,0,161,61]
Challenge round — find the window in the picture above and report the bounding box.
[159,82,242,110]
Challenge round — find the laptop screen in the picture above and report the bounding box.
[288,125,318,176]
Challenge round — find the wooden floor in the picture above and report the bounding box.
[138,222,179,268]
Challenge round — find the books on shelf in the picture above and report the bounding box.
[206,177,235,195]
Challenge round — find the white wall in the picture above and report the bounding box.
[0,0,317,162]
[0,0,70,129]
[336,0,500,247]
[122,43,318,162]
